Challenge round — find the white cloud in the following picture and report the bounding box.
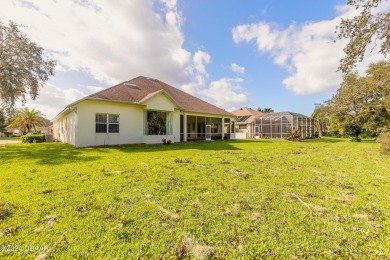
[86,85,106,93]
[193,51,211,75]
[17,84,87,119]
[181,50,210,94]
[2,0,247,115]
[232,3,390,95]
[201,78,249,109]
[0,0,192,86]
[181,52,249,110]
[231,63,245,74]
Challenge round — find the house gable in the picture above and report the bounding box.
[139,91,180,112]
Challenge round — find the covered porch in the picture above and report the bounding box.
[180,114,235,141]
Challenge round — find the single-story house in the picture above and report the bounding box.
[52,76,237,147]
[230,107,264,138]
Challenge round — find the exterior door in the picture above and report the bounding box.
[205,124,211,140]
[254,126,260,138]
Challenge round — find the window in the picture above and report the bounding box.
[239,125,247,130]
[96,113,119,133]
[146,111,172,135]
[108,114,119,133]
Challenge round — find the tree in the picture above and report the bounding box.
[257,107,274,113]
[311,104,331,137]
[345,122,363,141]
[336,0,390,73]
[0,107,5,130]
[313,61,390,141]
[9,107,45,133]
[0,21,56,110]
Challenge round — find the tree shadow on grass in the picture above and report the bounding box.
[102,139,278,154]
[0,139,275,164]
[1,143,102,165]
[305,137,379,145]
[361,139,377,143]
[303,137,347,143]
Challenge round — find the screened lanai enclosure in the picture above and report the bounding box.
[180,115,233,141]
[253,112,315,139]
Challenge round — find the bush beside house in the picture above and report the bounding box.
[21,134,45,143]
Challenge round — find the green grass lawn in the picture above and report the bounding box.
[1,138,389,259]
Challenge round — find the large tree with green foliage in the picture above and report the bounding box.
[9,107,45,133]
[0,21,56,110]
[337,0,390,73]
[314,61,390,141]
[311,104,331,137]
[0,107,5,130]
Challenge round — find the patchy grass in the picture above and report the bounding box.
[0,138,390,259]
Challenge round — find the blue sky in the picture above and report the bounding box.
[1,0,388,119]
[179,0,344,112]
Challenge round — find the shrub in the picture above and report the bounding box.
[345,122,362,142]
[284,128,302,142]
[167,139,172,145]
[21,134,45,143]
[378,132,390,154]
[4,131,13,137]
[162,138,167,145]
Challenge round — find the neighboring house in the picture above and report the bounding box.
[2,126,22,136]
[39,118,54,134]
[52,76,237,147]
[2,118,52,136]
[230,107,264,138]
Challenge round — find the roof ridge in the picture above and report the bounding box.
[88,75,149,98]
[58,76,235,118]
[151,78,232,114]
[87,81,124,98]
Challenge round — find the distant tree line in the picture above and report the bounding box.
[257,107,274,113]
[312,60,390,150]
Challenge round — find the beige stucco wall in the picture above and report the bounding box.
[75,100,144,147]
[172,109,180,142]
[237,123,252,138]
[142,94,180,143]
[53,93,235,147]
[56,93,181,147]
[143,93,176,111]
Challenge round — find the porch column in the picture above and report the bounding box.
[221,117,224,140]
[183,113,187,142]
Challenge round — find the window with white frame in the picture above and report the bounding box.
[108,114,119,133]
[96,113,119,133]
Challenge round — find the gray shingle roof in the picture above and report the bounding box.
[88,76,234,117]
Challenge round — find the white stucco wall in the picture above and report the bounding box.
[143,93,176,111]
[67,94,181,147]
[53,110,77,146]
[173,109,180,142]
[75,100,144,147]
[53,92,235,147]
[142,93,180,144]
